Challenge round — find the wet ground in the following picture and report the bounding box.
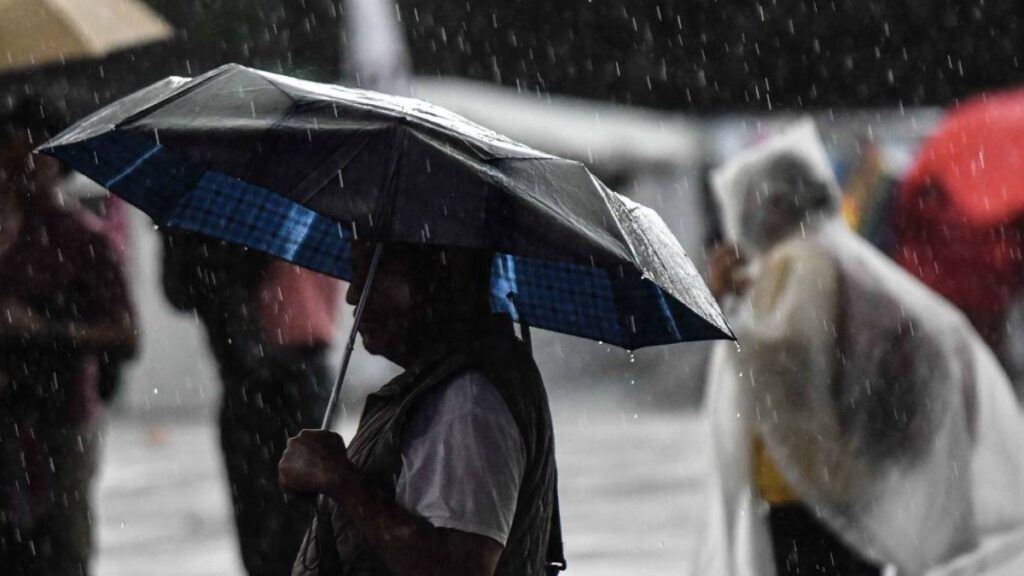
[91,401,710,576]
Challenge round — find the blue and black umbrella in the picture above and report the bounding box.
[40,63,731,411]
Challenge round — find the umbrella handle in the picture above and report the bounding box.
[320,242,385,430]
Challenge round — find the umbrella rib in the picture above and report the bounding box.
[248,69,300,105]
[103,143,163,189]
[293,131,374,204]
[588,172,643,266]
[114,65,238,131]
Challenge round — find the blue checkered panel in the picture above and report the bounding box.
[167,172,352,278]
[489,254,689,349]
[51,132,353,280]
[51,131,697,349]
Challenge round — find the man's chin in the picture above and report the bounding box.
[360,332,391,356]
[360,333,381,355]
[359,333,409,366]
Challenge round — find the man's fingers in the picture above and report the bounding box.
[278,429,352,496]
[278,448,313,493]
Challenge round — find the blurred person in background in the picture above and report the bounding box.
[61,175,135,404]
[696,121,1024,576]
[891,90,1024,395]
[160,229,339,576]
[0,97,137,576]
[86,195,133,403]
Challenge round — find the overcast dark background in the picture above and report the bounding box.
[3,1,1022,117]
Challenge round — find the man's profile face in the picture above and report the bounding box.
[346,242,490,366]
[346,242,423,365]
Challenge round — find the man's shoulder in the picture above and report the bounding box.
[402,367,526,465]
[421,369,508,421]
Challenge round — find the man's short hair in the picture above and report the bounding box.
[392,242,493,315]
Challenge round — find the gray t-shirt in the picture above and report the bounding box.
[394,369,526,545]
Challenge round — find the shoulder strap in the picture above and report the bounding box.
[546,476,567,575]
[520,322,567,575]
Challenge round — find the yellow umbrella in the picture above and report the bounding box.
[0,0,173,73]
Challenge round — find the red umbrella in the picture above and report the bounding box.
[894,88,1024,345]
[901,88,1024,226]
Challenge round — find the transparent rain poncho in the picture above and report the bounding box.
[696,120,1024,576]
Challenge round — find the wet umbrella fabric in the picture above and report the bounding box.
[41,63,731,349]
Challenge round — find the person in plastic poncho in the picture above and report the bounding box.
[695,121,1024,576]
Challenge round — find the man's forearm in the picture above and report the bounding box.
[326,472,452,576]
[280,428,502,576]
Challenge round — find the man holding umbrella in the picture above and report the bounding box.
[37,62,732,576]
[280,241,558,575]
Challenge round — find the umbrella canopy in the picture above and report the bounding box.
[901,88,1024,227]
[0,0,173,74]
[893,88,1024,342]
[411,77,701,176]
[41,64,731,349]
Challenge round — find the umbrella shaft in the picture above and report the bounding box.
[297,242,382,573]
[320,243,385,430]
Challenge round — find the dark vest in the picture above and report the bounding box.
[292,318,562,576]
